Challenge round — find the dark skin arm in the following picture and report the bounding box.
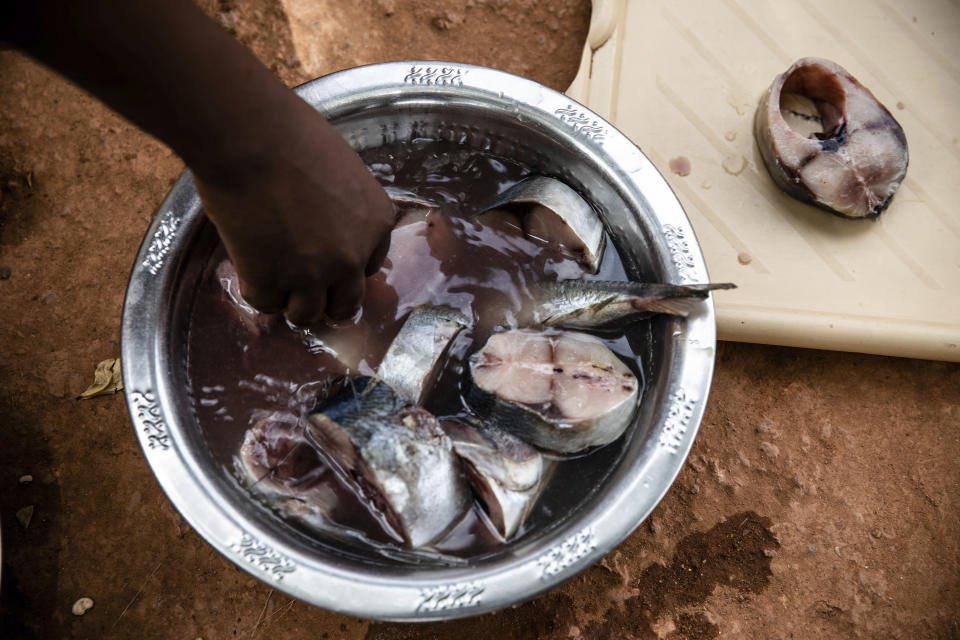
[0,0,395,324]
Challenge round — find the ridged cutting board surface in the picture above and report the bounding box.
[568,0,960,361]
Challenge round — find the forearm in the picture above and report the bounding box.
[0,0,308,182]
[1,0,396,324]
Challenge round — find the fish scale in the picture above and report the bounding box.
[533,279,735,329]
[306,378,471,547]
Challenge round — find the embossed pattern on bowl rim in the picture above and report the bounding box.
[121,61,716,621]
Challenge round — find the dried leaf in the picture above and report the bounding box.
[16,505,34,530]
[78,358,123,399]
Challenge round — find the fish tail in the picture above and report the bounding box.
[631,283,737,317]
[582,280,735,296]
[659,282,737,296]
[633,296,700,317]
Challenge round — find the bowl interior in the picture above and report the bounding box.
[163,93,680,579]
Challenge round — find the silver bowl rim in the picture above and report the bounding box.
[121,60,716,621]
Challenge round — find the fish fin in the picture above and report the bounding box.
[633,296,700,317]
[633,283,737,317]
[676,282,737,293]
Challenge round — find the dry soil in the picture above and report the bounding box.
[1,2,958,639]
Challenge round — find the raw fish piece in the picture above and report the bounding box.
[238,413,338,526]
[755,57,908,218]
[473,208,524,238]
[383,186,438,214]
[306,377,470,547]
[384,202,464,309]
[442,419,544,539]
[377,305,470,404]
[530,280,735,330]
[295,202,463,373]
[466,329,639,453]
[475,176,605,273]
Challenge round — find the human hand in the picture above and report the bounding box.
[194,100,395,326]
[1,0,395,325]
[1,0,396,326]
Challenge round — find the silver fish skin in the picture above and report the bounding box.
[442,418,544,539]
[755,57,908,219]
[475,176,606,273]
[532,280,736,330]
[237,413,338,528]
[466,329,640,454]
[306,377,470,548]
[377,305,470,405]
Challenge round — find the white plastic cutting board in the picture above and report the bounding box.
[568,0,960,361]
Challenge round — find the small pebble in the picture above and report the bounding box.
[807,545,818,554]
[758,441,779,459]
[19,474,33,485]
[430,11,458,30]
[763,549,777,558]
[72,597,94,616]
[737,252,752,265]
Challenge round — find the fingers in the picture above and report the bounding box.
[236,225,389,324]
[239,279,286,314]
[241,271,368,326]
[364,232,392,277]
[326,273,365,321]
[285,287,328,327]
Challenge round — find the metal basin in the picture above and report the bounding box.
[121,61,716,620]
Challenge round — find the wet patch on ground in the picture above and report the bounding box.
[579,511,779,639]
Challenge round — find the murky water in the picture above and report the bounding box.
[187,142,645,561]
